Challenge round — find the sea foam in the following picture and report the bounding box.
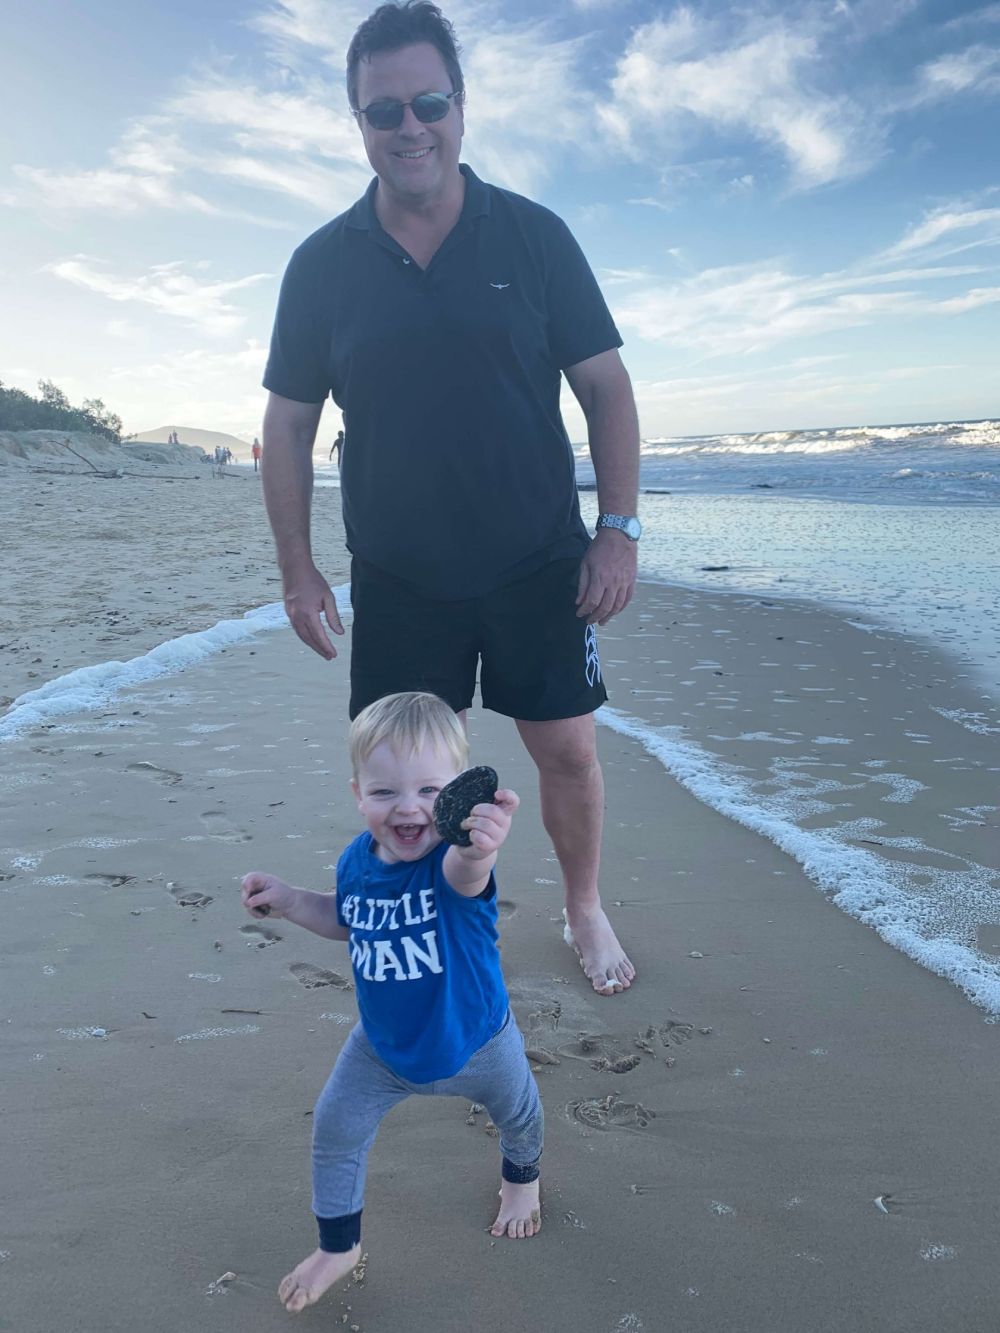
[0,583,353,744]
[596,705,1000,1016]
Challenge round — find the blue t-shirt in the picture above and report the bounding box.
[334,832,509,1083]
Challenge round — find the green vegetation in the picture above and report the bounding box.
[0,380,123,442]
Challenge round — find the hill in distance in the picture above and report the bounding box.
[133,425,253,459]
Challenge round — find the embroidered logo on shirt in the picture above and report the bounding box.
[584,625,602,687]
[490,282,510,289]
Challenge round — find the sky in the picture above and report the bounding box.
[1,0,998,442]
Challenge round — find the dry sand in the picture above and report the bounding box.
[3,446,1000,1333]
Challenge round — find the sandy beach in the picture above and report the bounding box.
[3,444,1000,1333]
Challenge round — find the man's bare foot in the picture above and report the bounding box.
[563,905,635,994]
[277,1244,361,1313]
[491,1178,541,1239]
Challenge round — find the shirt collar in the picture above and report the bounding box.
[345,163,490,233]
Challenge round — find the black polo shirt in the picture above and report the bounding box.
[263,165,622,600]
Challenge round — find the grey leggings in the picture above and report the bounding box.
[312,1011,543,1229]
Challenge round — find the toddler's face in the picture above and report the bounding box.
[353,740,461,864]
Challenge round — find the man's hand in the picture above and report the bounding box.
[241,871,298,919]
[283,565,345,659]
[576,529,637,625]
[456,789,520,861]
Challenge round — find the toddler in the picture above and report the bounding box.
[241,691,542,1313]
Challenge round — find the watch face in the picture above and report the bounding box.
[624,516,642,540]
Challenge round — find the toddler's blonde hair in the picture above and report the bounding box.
[349,691,468,778]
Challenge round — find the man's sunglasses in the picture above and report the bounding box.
[353,90,461,131]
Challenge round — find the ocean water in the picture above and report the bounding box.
[575,417,1000,505]
[576,418,1000,696]
[574,417,1000,1015]
[319,419,999,687]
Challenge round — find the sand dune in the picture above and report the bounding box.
[0,428,212,475]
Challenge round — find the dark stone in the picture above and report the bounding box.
[700,564,730,572]
[433,766,499,846]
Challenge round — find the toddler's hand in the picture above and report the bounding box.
[459,788,519,860]
[241,871,297,919]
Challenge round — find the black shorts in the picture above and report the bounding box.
[348,556,609,722]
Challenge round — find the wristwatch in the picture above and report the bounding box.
[596,513,642,541]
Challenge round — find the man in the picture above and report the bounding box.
[261,1,641,995]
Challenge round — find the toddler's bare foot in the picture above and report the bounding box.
[277,1244,361,1313]
[490,1178,541,1239]
[563,905,635,994]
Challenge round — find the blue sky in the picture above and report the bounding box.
[2,0,998,441]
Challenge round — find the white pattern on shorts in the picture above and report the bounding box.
[584,624,602,687]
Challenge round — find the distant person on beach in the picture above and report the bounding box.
[329,429,344,465]
[261,0,641,995]
[252,437,262,472]
[240,691,541,1312]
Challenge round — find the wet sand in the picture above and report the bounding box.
[3,460,1000,1333]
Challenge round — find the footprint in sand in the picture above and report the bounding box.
[525,998,563,1033]
[84,872,137,888]
[168,883,213,908]
[497,899,517,919]
[241,923,282,947]
[289,961,352,990]
[558,1033,642,1074]
[635,1020,695,1053]
[127,761,182,786]
[568,1092,656,1132]
[199,810,252,842]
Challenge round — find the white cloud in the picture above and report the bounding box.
[614,267,1000,355]
[886,204,1000,258]
[247,0,360,58]
[606,200,1000,358]
[460,21,589,195]
[627,196,674,213]
[168,84,365,161]
[3,165,221,216]
[600,8,877,189]
[941,5,1000,35]
[206,151,369,210]
[102,341,275,436]
[599,267,656,284]
[829,0,921,40]
[44,257,272,337]
[920,45,1000,95]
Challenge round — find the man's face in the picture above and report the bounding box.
[354,41,464,206]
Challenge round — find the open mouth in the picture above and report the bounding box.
[391,823,426,845]
[394,147,433,160]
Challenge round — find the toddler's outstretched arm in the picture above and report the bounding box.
[241,872,349,941]
[443,788,519,899]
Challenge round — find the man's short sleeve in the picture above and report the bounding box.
[545,217,623,371]
[262,244,331,405]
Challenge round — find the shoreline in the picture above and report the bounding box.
[4,468,999,1017]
